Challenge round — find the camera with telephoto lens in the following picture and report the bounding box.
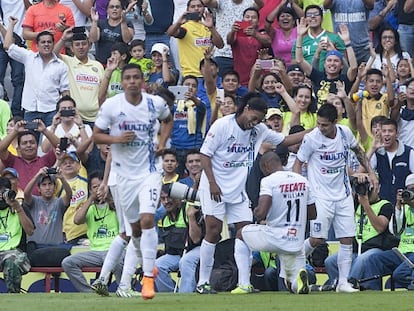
[350,176,370,195]
[402,190,414,202]
[1,189,17,201]
[166,182,200,202]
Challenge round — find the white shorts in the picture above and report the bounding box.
[200,189,252,224]
[110,184,132,236]
[116,173,162,223]
[310,195,356,239]
[242,224,305,283]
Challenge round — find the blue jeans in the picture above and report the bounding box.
[24,110,55,128]
[178,247,200,293]
[0,47,25,117]
[398,24,414,57]
[324,248,384,285]
[154,253,180,292]
[363,250,414,290]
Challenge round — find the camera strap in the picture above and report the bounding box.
[393,207,407,237]
[247,128,257,175]
[146,97,157,173]
[338,126,351,196]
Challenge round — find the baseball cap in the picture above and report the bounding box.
[326,50,343,62]
[265,108,283,120]
[1,168,19,179]
[63,152,80,162]
[405,173,414,187]
[287,64,304,74]
[151,43,169,55]
[37,174,57,186]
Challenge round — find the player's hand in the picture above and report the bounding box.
[209,180,222,202]
[118,131,136,144]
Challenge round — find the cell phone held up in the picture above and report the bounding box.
[24,121,38,131]
[72,26,86,34]
[46,168,57,175]
[59,137,69,151]
[60,109,75,117]
[186,12,201,21]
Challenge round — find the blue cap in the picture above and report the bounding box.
[63,151,80,162]
[326,50,343,62]
[1,167,19,179]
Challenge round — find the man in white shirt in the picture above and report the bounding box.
[196,93,306,294]
[93,63,173,300]
[292,103,377,293]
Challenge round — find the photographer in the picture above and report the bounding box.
[364,173,414,290]
[324,173,395,290]
[0,177,34,293]
[155,183,204,293]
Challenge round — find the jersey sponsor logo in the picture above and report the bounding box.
[223,160,252,168]
[282,228,298,242]
[319,151,346,161]
[227,143,253,153]
[279,182,306,193]
[194,37,212,46]
[313,222,321,232]
[320,166,345,174]
[334,12,366,23]
[75,74,99,84]
[71,189,87,204]
[174,110,188,121]
[118,121,151,131]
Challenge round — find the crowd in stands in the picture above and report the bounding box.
[1,0,414,295]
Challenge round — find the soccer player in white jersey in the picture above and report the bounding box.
[292,104,378,293]
[93,63,173,300]
[241,151,316,294]
[196,93,307,294]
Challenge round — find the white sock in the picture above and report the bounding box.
[197,239,216,286]
[304,238,315,257]
[118,239,140,290]
[100,235,127,284]
[139,227,158,277]
[337,243,353,285]
[234,238,252,287]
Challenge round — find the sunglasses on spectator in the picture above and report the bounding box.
[306,12,321,17]
[381,35,395,40]
[108,5,121,9]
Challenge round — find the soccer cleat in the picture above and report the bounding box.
[196,283,217,294]
[141,276,155,300]
[91,279,109,297]
[116,287,141,298]
[230,284,259,294]
[297,269,309,294]
[336,282,359,293]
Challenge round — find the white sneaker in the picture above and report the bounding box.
[336,282,359,293]
[115,287,141,298]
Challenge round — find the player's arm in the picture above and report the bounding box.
[351,144,378,193]
[307,203,317,220]
[292,158,305,175]
[254,194,272,222]
[93,126,135,145]
[200,153,222,202]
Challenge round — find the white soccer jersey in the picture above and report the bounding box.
[199,114,285,202]
[260,171,314,252]
[95,92,170,179]
[296,125,357,200]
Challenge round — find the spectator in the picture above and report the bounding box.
[5,18,70,128]
[89,0,134,65]
[128,39,152,81]
[363,173,414,290]
[24,167,72,267]
[292,5,345,71]
[144,0,174,57]
[264,108,284,133]
[62,171,122,292]
[22,0,75,54]
[0,2,25,118]
[170,75,206,177]
[368,0,398,49]
[161,149,180,184]
[297,0,334,32]
[0,121,59,195]
[53,28,105,126]
[295,19,357,106]
[210,93,238,125]
[293,104,377,293]
[4,116,23,157]
[0,99,11,139]
[204,0,264,77]
[170,0,188,70]
[396,0,414,57]
[248,67,284,108]
[179,149,202,187]
[286,64,306,88]
[265,2,301,66]
[60,0,93,27]
[147,43,178,88]
[1,167,24,204]
[0,176,34,293]
[167,0,224,78]
[57,151,89,245]
[369,118,414,205]
[323,0,374,64]
[227,7,271,87]
[41,96,92,154]
[125,0,153,41]
[95,0,110,20]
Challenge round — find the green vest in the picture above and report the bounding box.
[259,252,277,269]
[0,209,23,251]
[355,200,388,243]
[160,206,188,255]
[86,203,119,251]
[398,205,414,254]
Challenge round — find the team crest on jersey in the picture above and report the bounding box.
[320,144,327,149]
[313,222,321,232]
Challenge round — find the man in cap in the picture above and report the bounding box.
[286,64,305,88]
[265,108,284,133]
[54,27,105,125]
[1,168,23,203]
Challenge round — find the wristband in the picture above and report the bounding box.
[345,43,352,48]
[265,17,274,24]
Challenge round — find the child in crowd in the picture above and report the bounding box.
[128,39,152,81]
[162,149,179,184]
